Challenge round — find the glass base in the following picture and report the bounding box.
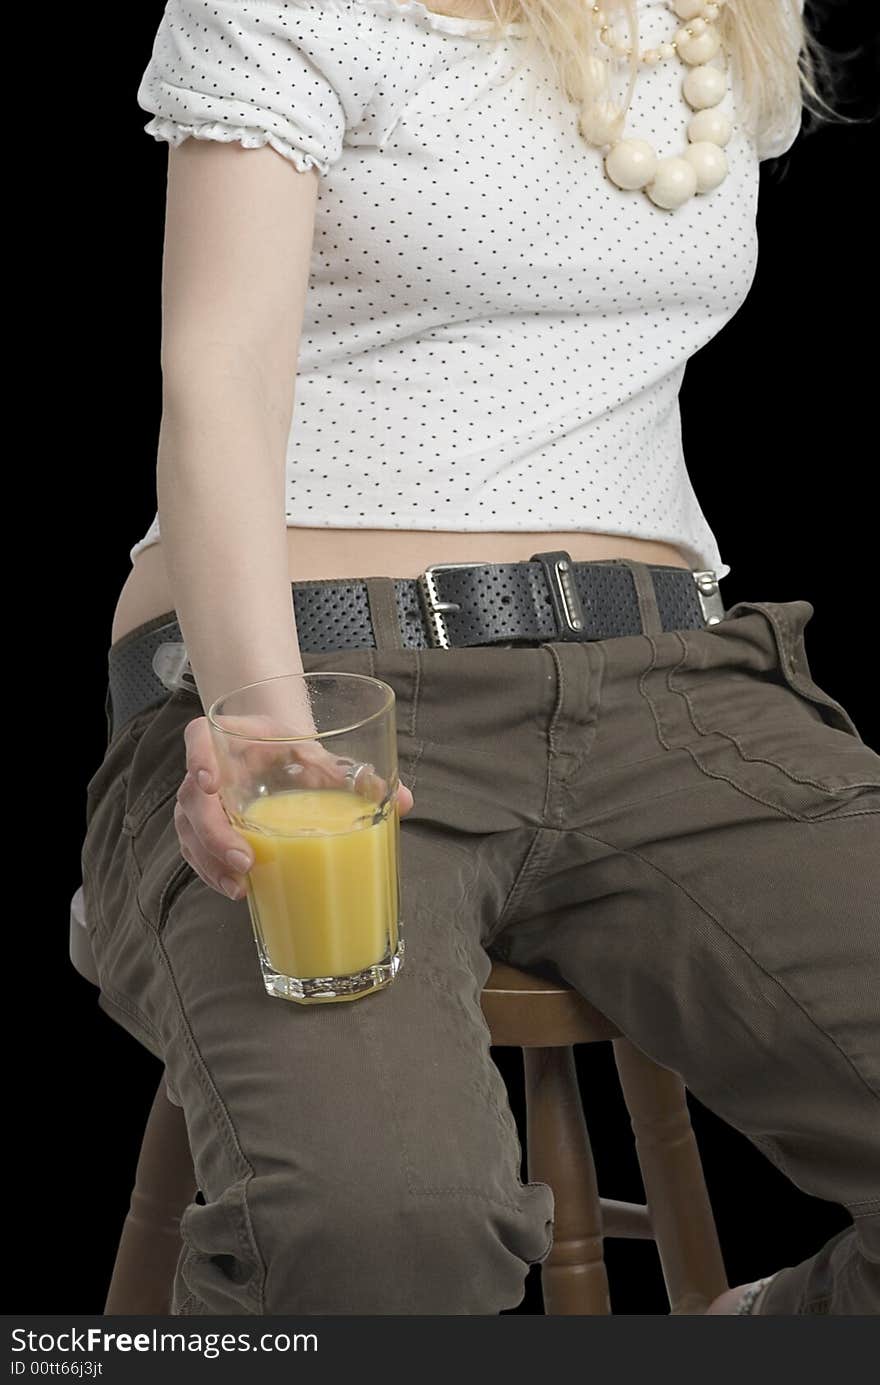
[258,934,405,1004]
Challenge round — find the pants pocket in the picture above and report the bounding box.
[175,1173,265,1315]
[664,598,880,819]
[114,691,200,933]
[121,690,195,839]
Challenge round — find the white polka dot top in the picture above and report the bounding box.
[131,0,804,579]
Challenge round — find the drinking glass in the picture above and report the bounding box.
[207,672,403,1004]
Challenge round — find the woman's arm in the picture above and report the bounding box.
[156,137,319,715]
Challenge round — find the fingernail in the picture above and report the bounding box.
[220,876,239,898]
[197,770,212,790]
[226,850,251,873]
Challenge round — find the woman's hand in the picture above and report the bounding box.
[174,714,415,901]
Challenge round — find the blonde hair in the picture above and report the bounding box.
[468,0,864,160]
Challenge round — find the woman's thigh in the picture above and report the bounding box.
[81,689,554,1314]
[495,599,880,1219]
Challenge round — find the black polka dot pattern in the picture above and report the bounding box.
[132,0,805,581]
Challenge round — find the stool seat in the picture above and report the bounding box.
[70,881,727,1314]
[481,960,621,1047]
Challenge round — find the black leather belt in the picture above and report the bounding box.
[105,551,725,743]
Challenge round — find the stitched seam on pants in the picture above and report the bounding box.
[653,726,840,824]
[359,944,531,1215]
[487,827,558,953]
[553,638,606,798]
[404,737,426,796]
[407,1186,544,1214]
[97,980,164,1049]
[368,645,424,792]
[401,650,427,796]
[679,748,880,824]
[747,1132,817,1200]
[563,823,880,1104]
[799,1228,868,1314]
[662,738,804,822]
[408,647,424,742]
[669,633,880,794]
[365,645,423,791]
[639,634,879,824]
[83,887,166,1047]
[153,930,267,1311]
[155,921,258,1164]
[540,641,567,823]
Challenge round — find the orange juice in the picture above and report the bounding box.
[235,789,400,983]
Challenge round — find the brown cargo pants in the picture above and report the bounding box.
[80,578,880,1314]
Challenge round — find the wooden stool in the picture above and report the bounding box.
[482,961,727,1314]
[70,885,728,1315]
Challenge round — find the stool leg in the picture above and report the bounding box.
[104,1074,199,1315]
[524,1046,611,1314]
[612,1036,728,1314]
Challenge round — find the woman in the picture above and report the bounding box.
[82,0,879,1315]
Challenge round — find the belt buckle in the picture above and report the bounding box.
[417,562,490,649]
[693,570,725,626]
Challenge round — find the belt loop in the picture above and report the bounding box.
[614,559,664,637]
[364,576,405,651]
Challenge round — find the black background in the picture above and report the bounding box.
[17,3,878,1315]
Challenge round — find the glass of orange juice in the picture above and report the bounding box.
[207,672,403,1005]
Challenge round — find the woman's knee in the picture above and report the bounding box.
[257,1181,555,1315]
[177,1171,555,1315]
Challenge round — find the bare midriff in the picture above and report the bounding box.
[109,527,693,647]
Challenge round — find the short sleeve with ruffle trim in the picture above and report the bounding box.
[136,0,384,176]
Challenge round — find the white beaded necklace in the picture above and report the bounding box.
[581,0,732,210]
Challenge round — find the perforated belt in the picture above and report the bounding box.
[105,551,725,743]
